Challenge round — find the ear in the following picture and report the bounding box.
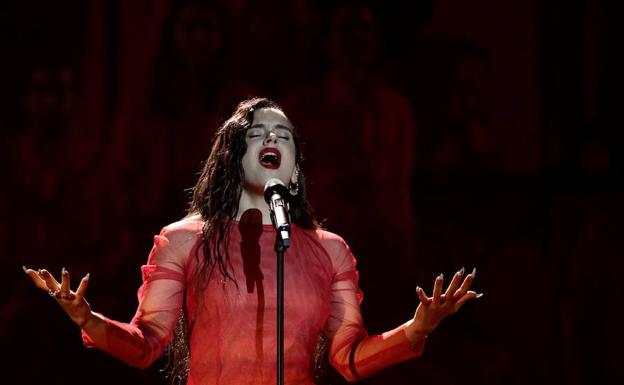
[290,165,299,184]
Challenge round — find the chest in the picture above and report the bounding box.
[188,235,334,332]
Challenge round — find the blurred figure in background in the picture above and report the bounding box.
[2,62,123,383]
[139,0,255,224]
[284,3,418,315]
[10,64,104,272]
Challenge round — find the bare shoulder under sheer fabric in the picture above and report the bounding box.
[82,217,424,384]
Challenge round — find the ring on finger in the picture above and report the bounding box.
[48,289,60,298]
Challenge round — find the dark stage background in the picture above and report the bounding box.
[1,0,622,384]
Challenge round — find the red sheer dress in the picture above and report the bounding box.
[82,217,424,384]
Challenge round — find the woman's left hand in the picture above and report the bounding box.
[406,268,482,342]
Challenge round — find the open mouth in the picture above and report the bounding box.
[259,147,281,169]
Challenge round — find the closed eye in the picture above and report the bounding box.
[275,128,291,140]
[247,129,264,138]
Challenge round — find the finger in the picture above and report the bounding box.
[415,286,432,305]
[456,291,483,307]
[453,268,476,300]
[60,268,71,298]
[23,267,49,291]
[75,273,90,301]
[38,269,61,292]
[444,268,464,301]
[432,274,443,304]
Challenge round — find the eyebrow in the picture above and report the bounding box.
[249,123,293,132]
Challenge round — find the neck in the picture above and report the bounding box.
[236,187,273,224]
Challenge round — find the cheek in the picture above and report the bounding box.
[286,148,297,178]
[283,146,296,167]
[240,150,255,178]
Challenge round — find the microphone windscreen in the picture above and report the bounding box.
[264,178,289,204]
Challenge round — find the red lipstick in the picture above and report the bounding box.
[259,147,282,169]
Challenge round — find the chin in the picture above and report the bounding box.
[244,173,285,193]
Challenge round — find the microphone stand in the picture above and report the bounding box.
[264,179,291,385]
[274,229,287,385]
[267,203,289,385]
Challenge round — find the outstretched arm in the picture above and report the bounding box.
[322,236,482,382]
[23,227,189,368]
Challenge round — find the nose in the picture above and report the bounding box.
[263,131,278,145]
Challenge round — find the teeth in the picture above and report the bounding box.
[260,152,279,164]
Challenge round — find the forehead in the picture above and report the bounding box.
[251,108,293,129]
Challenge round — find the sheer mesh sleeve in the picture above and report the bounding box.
[81,224,191,368]
[321,234,425,382]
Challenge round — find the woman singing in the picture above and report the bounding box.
[24,97,481,384]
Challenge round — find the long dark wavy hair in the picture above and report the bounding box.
[165,97,319,384]
[189,97,317,289]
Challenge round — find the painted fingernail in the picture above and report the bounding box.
[438,273,443,280]
[415,286,421,293]
[85,273,90,280]
[476,293,484,299]
[22,266,28,273]
[459,267,465,276]
[471,268,477,278]
[62,267,67,274]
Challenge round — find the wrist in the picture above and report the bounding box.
[404,319,430,344]
[77,311,94,329]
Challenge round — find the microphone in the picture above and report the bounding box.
[264,178,291,248]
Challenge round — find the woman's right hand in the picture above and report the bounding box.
[23,267,92,328]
